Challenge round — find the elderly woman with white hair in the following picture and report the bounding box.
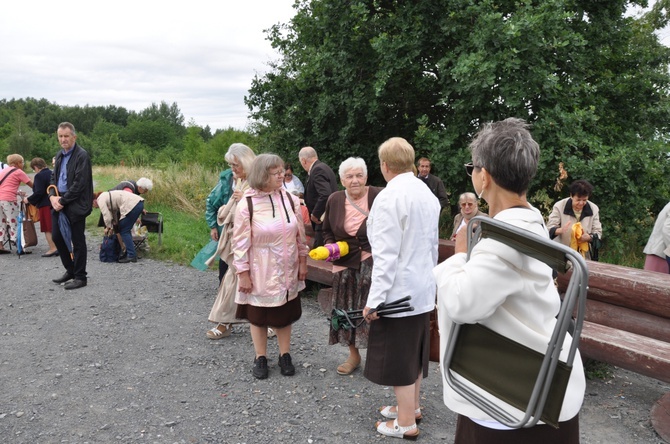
[321,157,383,375]
[451,192,488,240]
[111,177,153,195]
[205,143,257,340]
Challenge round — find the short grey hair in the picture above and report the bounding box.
[469,118,539,195]
[58,122,76,135]
[338,157,367,178]
[137,177,153,191]
[298,146,317,160]
[225,143,256,175]
[247,154,284,190]
[458,192,477,204]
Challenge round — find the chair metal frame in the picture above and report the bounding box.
[442,216,588,428]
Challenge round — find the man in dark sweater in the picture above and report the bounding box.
[417,157,450,209]
[299,146,338,248]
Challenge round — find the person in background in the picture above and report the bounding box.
[49,122,94,290]
[233,154,308,379]
[547,179,603,260]
[363,138,440,440]
[25,157,57,257]
[434,118,585,443]
[94,190,144,263]
[299,146,338,248]
[0,154,34,253]
[282,163,304,198]
[111,178,153,195]
[643,201,670,273]
[417,157,450,209]
[451,192,488,240]
[322,157,382,376]
[205,143,256,340]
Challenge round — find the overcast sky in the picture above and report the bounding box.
[0,0,297,132]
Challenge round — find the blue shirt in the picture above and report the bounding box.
[57,147,74,193]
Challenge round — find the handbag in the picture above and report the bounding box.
[99,234,120,262]
[26,203,40,222]
[20,202,38,248]
[429,307,440,362]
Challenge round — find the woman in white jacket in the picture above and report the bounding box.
[643,201,670,273]
[433,118,585,443]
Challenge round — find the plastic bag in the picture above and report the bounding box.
[190,239,218,271]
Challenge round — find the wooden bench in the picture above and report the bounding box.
[306,239,670,441]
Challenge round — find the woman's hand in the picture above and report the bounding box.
[298,257,307,281]
[580,233,592,242]
[453,225,468,254]
[104,227,114,236]
[238,271,253,293]
[558,221,572,235]
[232,189,243,202]
[363,306,379,323]
[210,227,219,241]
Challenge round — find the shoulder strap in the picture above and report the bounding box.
[345,190,369,217]
[246,196,253,223]
[0,167,18,187]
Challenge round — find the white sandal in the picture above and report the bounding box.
[376,419,419,440]
[206,324,231,339]
[379,406,422,423]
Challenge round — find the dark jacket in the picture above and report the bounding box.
[49,144,93,223]
[111,180,139,195]
[418,174,449,208]
[27,168,52,208]
[322,186,382,269]
[304,160,338,221]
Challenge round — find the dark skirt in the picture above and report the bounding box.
[364,312,430,386]
[328,256,373,349]
[454,414,580,444]
[235,295,302,329]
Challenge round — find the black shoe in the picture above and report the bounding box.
[252,356,268,379]
[53,273,74,284]
[118,256,137,263]
[278,353,295,376]
[64,279,87,290]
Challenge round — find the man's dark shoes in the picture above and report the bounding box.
[64,279,87,290]
[118,256,137,263]
[53,273,74,284]
[252,356,269,379]
[278,353,295,376]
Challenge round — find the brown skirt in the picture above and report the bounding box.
[328,256,373,349]
[364,312,430,386]
[235,295,302,329]
[454,414,580,444]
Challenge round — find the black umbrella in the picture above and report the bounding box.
[47,185,73,260]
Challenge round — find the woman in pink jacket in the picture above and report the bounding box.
[232,154,308,380]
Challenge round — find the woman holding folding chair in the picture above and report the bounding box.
[433,118,585,443]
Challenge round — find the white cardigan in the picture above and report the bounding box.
[366,172,440,316]
[433,206,585,425]
[643,201,670,259]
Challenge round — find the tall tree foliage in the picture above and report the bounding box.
[247,0,670,253]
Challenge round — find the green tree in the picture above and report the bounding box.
[247,0,670,256]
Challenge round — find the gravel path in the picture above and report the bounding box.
[1,235,668,443]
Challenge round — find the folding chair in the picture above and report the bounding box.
[140,212,163,246]
[442,216,588,429]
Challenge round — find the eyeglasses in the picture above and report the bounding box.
[271,170,285,177]
[460,202,475,208]
[228,162,240,168]
[464,162,481,177]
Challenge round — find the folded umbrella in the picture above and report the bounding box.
[329,296,415,331]
[47,185,74,260]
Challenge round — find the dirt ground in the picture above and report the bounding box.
[1,234,669,443]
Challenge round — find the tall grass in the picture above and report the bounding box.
[90,164,220,267]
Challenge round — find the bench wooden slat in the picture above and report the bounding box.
[579,321,670,384]
[584,299,670,343]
